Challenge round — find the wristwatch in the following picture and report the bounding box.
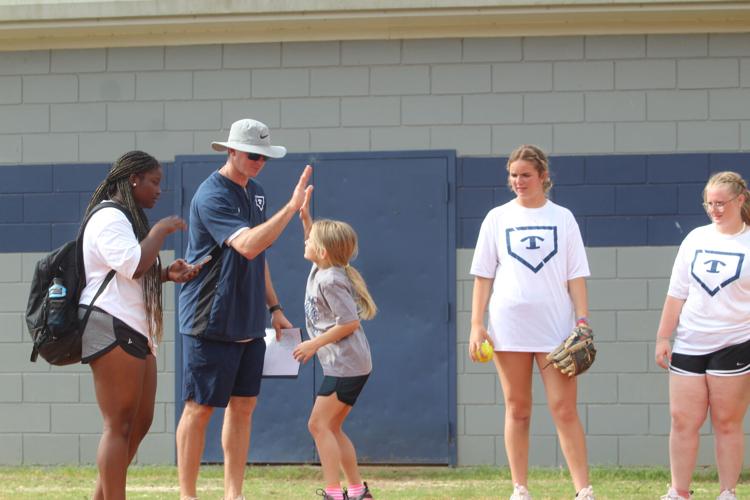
[268,304,283,314]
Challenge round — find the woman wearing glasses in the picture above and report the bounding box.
[656,171,750,500]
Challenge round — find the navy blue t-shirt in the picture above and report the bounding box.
[178,171,268,341]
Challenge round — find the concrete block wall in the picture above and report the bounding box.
[0,251,176,466]
[1,34,750,165]
[1,34,750,465]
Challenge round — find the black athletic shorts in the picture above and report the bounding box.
[670,337,750,377]
[317,374,370,406]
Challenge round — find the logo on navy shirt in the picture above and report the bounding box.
[506,226,558,273]
[690,249,744,296]
[254,195,265,211]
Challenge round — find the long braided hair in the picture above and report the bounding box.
[84,150,164,343]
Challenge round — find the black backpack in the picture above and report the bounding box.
[26,202,132,365]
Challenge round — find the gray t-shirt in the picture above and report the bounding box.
[304,264,372,377]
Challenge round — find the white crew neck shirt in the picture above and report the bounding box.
[79,203,148,339]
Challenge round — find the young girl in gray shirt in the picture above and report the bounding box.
[293,200,377,500]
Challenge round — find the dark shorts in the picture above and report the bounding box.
[670,338,750,377]
[317,374,370,406]
[79,306,150,363]
[182,335,266,408]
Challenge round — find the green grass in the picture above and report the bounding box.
[0,465,747,499]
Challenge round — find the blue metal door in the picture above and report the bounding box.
[174,151,456,464]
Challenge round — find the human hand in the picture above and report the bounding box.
[655,338,672,370]
[288,165,313,212]
[153,216,187,236]
[468,325,493,363]
[271,310,293,341]
[293,340,318,364]
[166,259,201,283]
[299,184,313,237]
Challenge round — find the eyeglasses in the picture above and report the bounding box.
[247,153,267,162]
[702,195,739,212]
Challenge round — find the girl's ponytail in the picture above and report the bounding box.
[344,265,377,320]
[310,218,378,320]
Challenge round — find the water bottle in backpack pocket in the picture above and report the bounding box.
[47,277,68,330]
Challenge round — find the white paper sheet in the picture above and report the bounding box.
[262,328,302,378]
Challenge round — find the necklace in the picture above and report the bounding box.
[729,222,746,237]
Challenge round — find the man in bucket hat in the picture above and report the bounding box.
[176,119,312,500]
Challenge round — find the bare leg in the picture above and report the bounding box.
[176,400,214,499]
[669,374,709,498]
[494,352,534,488]
[222,396,257,499]
[308,394,353,488]
[536,353,588,492]
[90,347,147,500]
[329,399,360,485]
[707,373,750,493]
[92,354,157,500]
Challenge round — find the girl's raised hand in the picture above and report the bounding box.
[299,184,313,238]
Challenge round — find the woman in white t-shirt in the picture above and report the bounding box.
[80,151,201,500]
[655,171,750,500]
[468,145,593,500]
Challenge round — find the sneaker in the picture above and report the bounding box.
[661,487,692,500]
[717,490,737,500]
[510,484,532,500]
[346,481,373,500]
[576,485,595,500]
[315,490,337,500]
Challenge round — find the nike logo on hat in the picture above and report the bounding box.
[259,133,269,139]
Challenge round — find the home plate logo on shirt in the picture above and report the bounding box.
[254,195,265,211]
[506,226,558,273]
[690,249,744,296]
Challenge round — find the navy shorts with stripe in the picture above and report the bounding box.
[670,337,750,377]
[182,334,266,408]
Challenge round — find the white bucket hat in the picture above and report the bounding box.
[211,118,287,159]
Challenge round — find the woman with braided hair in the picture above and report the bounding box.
[79,150,201,500]
[656,171,750,500]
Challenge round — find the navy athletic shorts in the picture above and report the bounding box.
[182,335,266,407]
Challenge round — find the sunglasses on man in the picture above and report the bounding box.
[247,152,267,162]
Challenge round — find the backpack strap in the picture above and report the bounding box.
[77,269,116,335]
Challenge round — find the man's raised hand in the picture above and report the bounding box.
[289,165,313,212]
